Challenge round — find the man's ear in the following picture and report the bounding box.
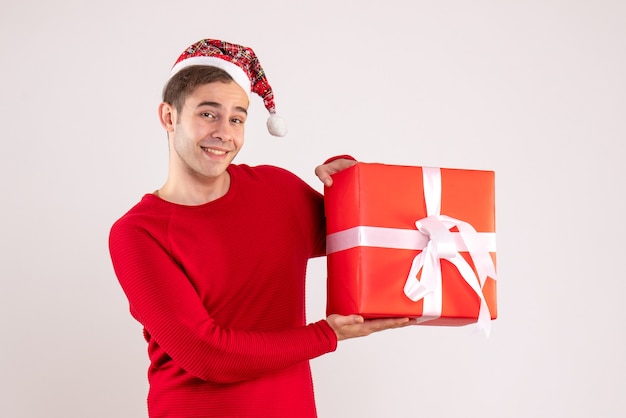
[158,102,176,132]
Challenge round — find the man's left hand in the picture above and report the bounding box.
[314,158,357,187]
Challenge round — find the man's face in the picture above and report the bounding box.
[170,81,249,184]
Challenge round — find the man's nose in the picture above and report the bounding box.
[212,118,233,141]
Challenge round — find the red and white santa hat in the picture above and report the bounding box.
[169,39,287,137]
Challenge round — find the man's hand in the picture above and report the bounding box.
[315,158,357,187]
[326,314,416,341]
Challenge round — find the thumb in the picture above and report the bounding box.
[342,314,364,325]
[327,314,364,327]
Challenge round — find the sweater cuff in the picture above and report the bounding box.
[315,320,338,352]
[323,155,356,165]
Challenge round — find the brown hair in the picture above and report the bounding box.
[162,65,234,112]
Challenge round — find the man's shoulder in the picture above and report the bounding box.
[231,163,293,175]
[230,164,320,208]
[110,194,172,234]
[231,163,301,184]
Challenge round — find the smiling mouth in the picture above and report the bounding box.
[200,146,228,156]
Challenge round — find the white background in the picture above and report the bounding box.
[1,1,624,417]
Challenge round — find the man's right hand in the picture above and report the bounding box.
[326,314,416,341]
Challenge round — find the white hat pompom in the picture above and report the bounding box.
[267,114,288,137]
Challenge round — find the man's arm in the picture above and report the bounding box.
[109,219,337,385]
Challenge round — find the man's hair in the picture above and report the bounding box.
[162,65,235,112]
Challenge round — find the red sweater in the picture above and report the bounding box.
[109,164,338,417]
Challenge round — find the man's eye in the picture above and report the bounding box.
[232,118,245,124]
[201,112,215,118]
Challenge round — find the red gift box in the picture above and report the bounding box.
[324,163,497,334]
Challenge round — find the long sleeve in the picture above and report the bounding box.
[109,216,336,384]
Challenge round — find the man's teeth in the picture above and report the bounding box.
[201,147,226,155]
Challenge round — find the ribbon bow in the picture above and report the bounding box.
[403,167,496,336]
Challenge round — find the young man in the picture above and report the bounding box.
[109,39,412,418]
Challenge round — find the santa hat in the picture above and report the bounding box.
[169,39,287,137]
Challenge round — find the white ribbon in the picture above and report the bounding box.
[326,166,497,336]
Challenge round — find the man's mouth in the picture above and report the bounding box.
[200,146,227,156]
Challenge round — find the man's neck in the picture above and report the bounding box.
[156,171,231,205]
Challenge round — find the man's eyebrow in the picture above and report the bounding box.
[197,101,248,115]
[197,101,220,108]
